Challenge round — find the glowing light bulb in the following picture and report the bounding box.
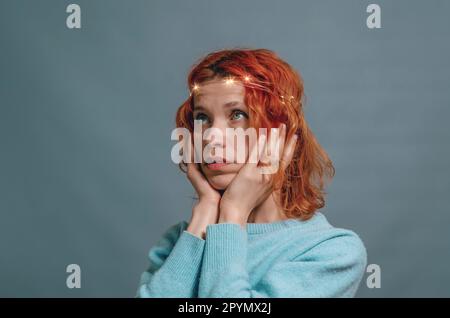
[225,78,235,85]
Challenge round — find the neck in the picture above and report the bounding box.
[247,192,289,223]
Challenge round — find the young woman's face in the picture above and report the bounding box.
[193,78,250,190]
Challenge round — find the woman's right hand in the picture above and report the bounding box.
[185,162,221,239]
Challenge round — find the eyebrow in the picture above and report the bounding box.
[194,101,244,111]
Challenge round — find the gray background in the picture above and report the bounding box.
[1,0,449,297]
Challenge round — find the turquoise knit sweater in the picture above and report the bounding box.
[136,212,367,298]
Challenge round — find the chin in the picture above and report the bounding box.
[206,173,236,191]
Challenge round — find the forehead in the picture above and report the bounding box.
[193,79,245,105]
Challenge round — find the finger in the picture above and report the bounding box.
[182,135,196,165]
[256,133,278,176]
[258,124,285,174]
[257,133,268,164]
[186,162,201,182]
[247,133,266,166]
[280,133,298,171]
[186,162,207,192]
[277,123,287,160]
[266,126,278,164]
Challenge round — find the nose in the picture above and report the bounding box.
[203,119,229,160]
[205,119,229,145]
[203,125,225,148]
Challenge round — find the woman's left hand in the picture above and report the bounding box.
[219,123,298,225]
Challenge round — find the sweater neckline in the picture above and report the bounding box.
[245,212,325,234]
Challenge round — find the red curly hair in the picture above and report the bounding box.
[176,48,335,220]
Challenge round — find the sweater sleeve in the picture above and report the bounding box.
[197,223,367,298]
[136,221,206,298]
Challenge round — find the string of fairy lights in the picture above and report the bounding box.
[189,75,297,106]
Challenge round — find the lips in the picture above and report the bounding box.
[205,156,229,170]
[206,162,228,170]
[206,155,227,164]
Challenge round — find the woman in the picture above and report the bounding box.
[137,48,367,298]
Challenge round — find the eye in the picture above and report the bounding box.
[194,112,209,124]
[231,110,248,121]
